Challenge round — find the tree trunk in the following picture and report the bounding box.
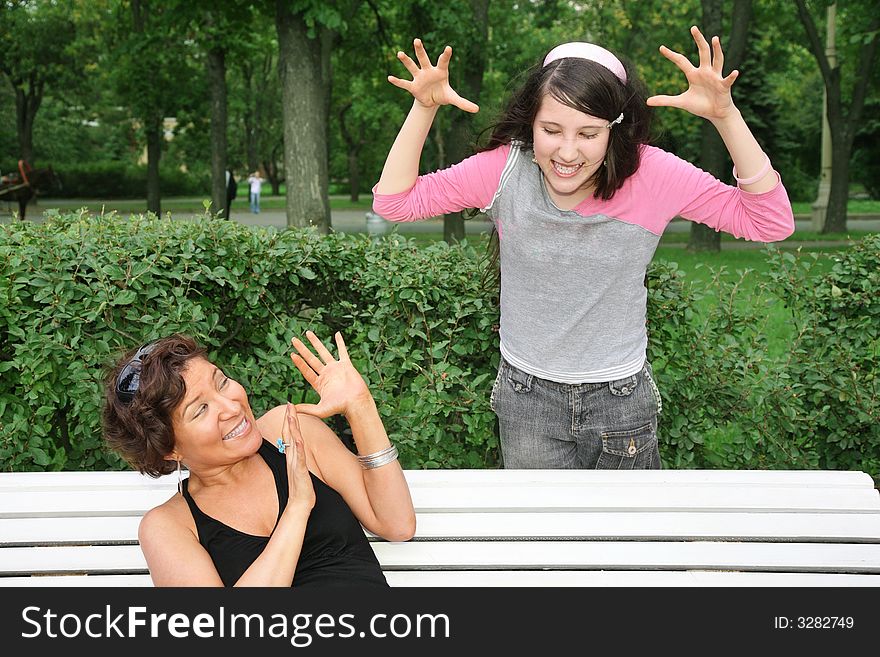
[14,82,40,165]
[442,0,489,244]
[145,115,162,216]
[795,1,880,234]
[825,133,851,233]
[207,46,228,218]
[275,2,331,232]
[690,0,752,252]
[348,151,360,203]
[240,64,259,173]
[338,103,362,203]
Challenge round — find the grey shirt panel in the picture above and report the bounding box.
[485,143,661,384]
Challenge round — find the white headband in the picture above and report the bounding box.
[543,42,627,84]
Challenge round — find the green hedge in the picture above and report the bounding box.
[50,162,210,198]
[0,212,877,478]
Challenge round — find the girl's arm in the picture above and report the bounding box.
[376,39,478,195]
[647,25,777,194]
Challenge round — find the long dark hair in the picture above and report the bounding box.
[478,47,654,288]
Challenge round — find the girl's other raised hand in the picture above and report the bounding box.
[647,25,739,122]
[387,38,479,114]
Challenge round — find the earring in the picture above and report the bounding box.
[177,458,183,495]
[531,156,537,164]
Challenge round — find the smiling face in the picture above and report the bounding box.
[169,357,263,466]
[531,94,612,210]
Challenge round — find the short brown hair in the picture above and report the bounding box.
[102,334,206,477]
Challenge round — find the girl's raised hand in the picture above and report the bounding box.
[387,38,479,114]
[647,26,738,122]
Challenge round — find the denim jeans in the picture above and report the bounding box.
[490,357,662,469]
[249,191,261,213]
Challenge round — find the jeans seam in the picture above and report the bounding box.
[644,365,663,415]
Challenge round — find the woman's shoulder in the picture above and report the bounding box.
[138,491,193,542]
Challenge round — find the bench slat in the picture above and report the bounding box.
[4,541,879,576]
[373,541,880,573]
[5,511,880,546]
[2,570,879,587]
[2,469,873,490]
[4,483,878,518]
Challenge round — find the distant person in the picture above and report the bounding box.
[225,169,237,219]
[247,170,263,214]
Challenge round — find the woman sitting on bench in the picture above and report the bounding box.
[101,331,415,587]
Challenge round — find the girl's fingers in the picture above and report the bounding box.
[451,92,480,114]
[712,35,724,74]
[387,76,414,92]
[645,94,683,109]
[413,38,432,69]
[397,51,419,76]
[657,45,691,71]
[691,25,711,66]
[436,45,452,71]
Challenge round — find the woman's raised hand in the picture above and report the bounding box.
[388,38,479,113]
[280,402,315,511]
[290,331,373,419]
[647,26,738,122]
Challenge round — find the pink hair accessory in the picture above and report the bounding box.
[543,42,627,83]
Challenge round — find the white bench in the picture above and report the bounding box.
[2,469,880,586]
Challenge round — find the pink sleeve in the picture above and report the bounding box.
[637,146,795,242]
[371,145,510,222]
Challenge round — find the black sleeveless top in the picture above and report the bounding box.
[181,439,388,587]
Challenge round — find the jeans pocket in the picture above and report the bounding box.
[608,374,638,396]
[597,424,659,470]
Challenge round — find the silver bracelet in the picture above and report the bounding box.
[357,444,398,470]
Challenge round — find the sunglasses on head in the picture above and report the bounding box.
[115,341,158,404]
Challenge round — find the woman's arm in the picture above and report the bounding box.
[287,331,416,541]
[647,25,778,194]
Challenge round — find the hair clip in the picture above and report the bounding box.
[607,113,624,128]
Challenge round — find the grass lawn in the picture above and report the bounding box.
[23,195,880,218]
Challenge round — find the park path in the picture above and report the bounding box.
[3,199,878,249]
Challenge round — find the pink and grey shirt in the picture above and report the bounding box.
[372,143,794,384]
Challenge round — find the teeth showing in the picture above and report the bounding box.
[223,418,248,441]
[552,161,583,176]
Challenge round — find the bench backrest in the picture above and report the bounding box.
[2,469,880,586]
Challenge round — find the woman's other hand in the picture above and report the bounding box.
[281,402,315,512]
